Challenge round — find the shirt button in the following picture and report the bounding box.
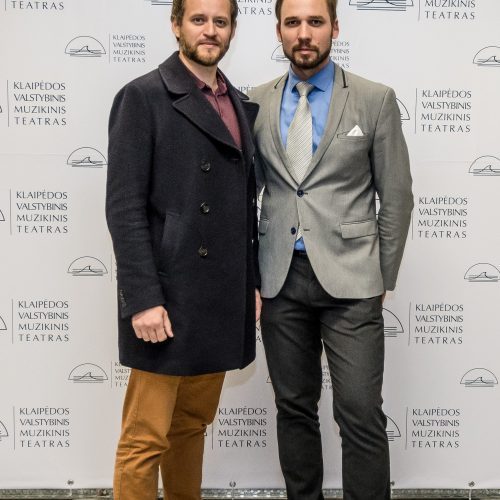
[198,246,208,258]
[290,227,297,235]
[200,161,211,173]
[297,190,304,197]
[200,202,210,214]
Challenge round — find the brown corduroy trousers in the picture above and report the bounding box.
[113,368,225,500]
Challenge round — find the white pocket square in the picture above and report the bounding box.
[347,125,364,137]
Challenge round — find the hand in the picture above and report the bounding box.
[131,306,173,343]
[255,289,262,323]
[381,292,386,304]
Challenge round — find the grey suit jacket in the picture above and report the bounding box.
[249,64,414,299]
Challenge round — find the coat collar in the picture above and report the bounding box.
[269,63,349,185]
[158,52,257,169]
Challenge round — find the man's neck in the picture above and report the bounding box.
[291,57,330,82]
[179,52,218,91]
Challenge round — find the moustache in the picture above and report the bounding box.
[293,44,319,52]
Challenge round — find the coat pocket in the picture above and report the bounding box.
[340,219,378,239]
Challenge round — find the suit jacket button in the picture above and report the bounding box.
[200,161,211,173]
[200,202,210,214]
[297,190,304,197]
[198,246,208,258]
[290,227,297,235]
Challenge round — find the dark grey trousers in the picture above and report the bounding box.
[261,254,390,500]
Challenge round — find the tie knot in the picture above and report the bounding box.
[295,81,314,98]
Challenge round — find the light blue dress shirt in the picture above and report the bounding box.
[280,60,335,251]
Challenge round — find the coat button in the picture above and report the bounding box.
[297,190,304,197]
[290,227,297,235]
[200,202,210,214]
[198,246,208,258]
[200,161,211,173]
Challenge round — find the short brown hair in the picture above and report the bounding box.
[171,0,239,26]
[275,0,337,23]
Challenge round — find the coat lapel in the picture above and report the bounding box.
[227,83,258,175]
[302,64,349,182]
[269,74,300,185]
[158,53,241,152]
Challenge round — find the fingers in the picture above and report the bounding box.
[163,310,174,339]
[131,306,173,344]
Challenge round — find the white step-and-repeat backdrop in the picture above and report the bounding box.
[1,0,499,493]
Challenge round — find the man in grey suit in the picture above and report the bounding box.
[249,0,413,498]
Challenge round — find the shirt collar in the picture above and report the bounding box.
[191,69,228,96]
[287,59,335,93]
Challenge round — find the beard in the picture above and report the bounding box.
[283,39,332,70]
[178,33,230,67]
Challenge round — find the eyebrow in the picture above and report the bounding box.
[283,15,326,21]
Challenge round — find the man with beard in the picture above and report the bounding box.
[248,0,413,498]
[106,0,260,498]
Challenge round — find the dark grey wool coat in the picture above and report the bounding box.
[106,52,260,376]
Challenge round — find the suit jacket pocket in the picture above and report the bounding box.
[258,218,269,235]
[340,219,378,239]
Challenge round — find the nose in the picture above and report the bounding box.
[204,21,217,37]
[297,21,311,41]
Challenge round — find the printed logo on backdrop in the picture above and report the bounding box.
[272,41,353,69]
[215,407,268,449]
[414,195,468,240]
[0,209,5,222]
[145,0,172,4]
[16,299,70,344]
[396,98,410,122]
[382,308,404,339]
[469,156,500,176]
[9,81,68,127]
[0,314,7,333]
[5,1,65,11]
[420,0,476,22]
[67,256,108,277]
[464,263,499,283]
[67,148,107,168]
[460,368,498,388]
[349,0,413,11]
[416,88,473,134]
[0,420,9,441]
[473,47,500,67]
[68,363,108,383]
[0,316,7,334]
[411,302,464,346]
[385,415,401,442]
[112,362,131,388]
[65,37,106,57]
[408,407,461,449]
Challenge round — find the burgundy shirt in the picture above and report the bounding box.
[191,71,242,150]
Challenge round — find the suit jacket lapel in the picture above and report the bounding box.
[158,53,241,152]
[269,75,300,185]
[302,64,349,182]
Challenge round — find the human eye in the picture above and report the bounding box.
[214,18,229,27]
[309,18,324,26]
[284,19,299,26]
[191,16,205,25]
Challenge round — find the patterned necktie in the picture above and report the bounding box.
[286,81,314,183]
[286,81,314,240]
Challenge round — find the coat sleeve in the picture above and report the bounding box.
[106,82,166,318]
[370,87,414,291]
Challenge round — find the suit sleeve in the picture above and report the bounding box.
[106,83,166,318]
[371,87,414,291]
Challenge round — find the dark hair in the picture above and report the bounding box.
[275,0,337,23]
[171,0,239,26]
